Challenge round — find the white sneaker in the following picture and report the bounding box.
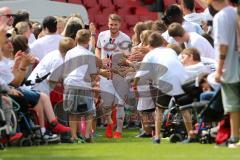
[228,142,240,148]
[36,132,60,142]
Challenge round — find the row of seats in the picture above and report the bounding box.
[52,0,158,36]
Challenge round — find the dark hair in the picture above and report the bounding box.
[13,10,30,27]
[162,4,184,26]
[12,35,29,55]
[42,16,57,33]
[32,21,42,39]
[148,31,163,48]
[208,4,219,17]
[182,0,195,12]
[65,21,83,39]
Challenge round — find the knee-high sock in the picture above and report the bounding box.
[116,105,125,133]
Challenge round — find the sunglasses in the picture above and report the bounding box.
[0,14,15,18]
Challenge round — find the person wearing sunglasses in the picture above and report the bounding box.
[0,7,14,26]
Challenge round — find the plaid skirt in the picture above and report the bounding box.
[63,86,95,116]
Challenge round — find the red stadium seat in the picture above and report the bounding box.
[112,0,125,9]
[117,7,132,17]
[163,0,178,10]
[139,15,158,22]
[82,0,98,9]
[98,0,113,9]
[95,14,108,28]
[102,5,117,15]
[99,25,109,32]
[124,15,140,28]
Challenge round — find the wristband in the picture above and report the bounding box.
[219,54,226,60]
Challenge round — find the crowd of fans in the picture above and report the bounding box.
[0,0,240,149]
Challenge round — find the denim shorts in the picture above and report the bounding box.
[18,87,40,107]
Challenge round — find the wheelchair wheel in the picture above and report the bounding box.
[169,134,183,143]
[10,110,17,133]
[19,137,33,146]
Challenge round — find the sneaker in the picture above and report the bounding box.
[136,132,152,138]
[37,132,59,142]
[83,137,93,143]
[152,138,161,144]
[105,124,113,138]
[182,138,197,143]
[228,141,240,148]
[9,132,23,142]
[113,132,122,139]
[50,119,71,134]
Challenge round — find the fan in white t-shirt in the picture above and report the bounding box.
[161,4,203,44]
[30,16,62,60]
[179,48,212,78]
[168,22,215,59]
[27,37,75,95]
[133,32,190,144]
[181,0,205,25]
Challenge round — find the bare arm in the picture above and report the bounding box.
[215,44,228,83]
[95,47,101,59]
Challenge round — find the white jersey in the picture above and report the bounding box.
[30,34,62,60]
[97,30,131,105]
[185,32,215,59]
[136,47,189,96]
[97,30,131,58]
[27,50,64,95]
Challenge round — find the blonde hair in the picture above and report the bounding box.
[59,37,75,55]
[140,30,153,46]
[15,21,30,35]
[76,29,91,44]
[108,14,121,22]
[132,22,147,46]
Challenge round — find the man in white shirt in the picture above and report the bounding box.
[95,14,131,139]
[209,0,240,148]
[30,16,62,60]
[27,37,75,95]
[134,32,190,144]
[161,4,204,44]
[168,22,215,59]
[181,0,205,25]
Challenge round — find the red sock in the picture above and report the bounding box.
[50,118,71,134]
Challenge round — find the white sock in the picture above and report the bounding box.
[41,127,46,134]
